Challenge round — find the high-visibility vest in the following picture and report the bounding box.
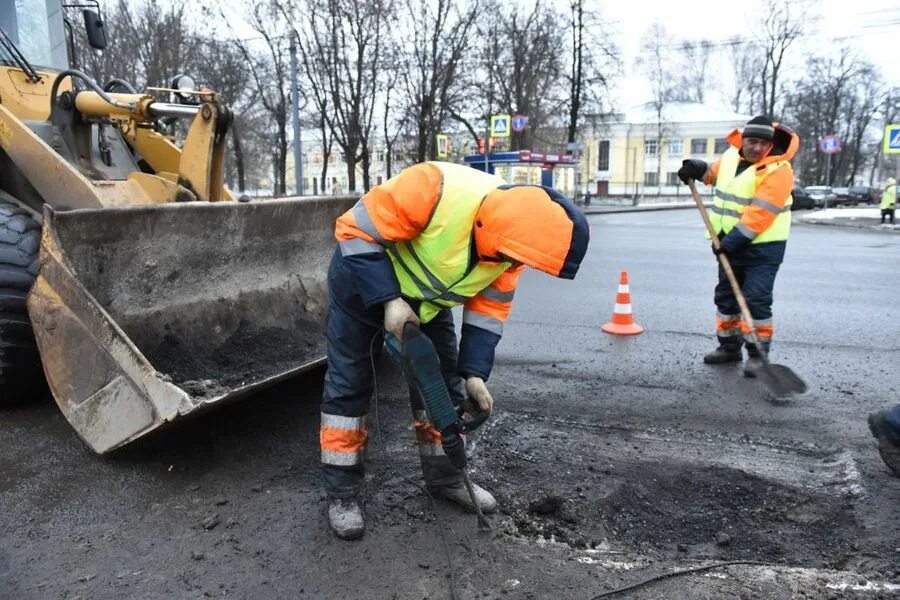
[710,147,792,243]
[882,185,896,209]
[386,162,511,323]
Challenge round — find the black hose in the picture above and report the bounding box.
[102,78,138,94]
[589,560,768,599]
[49,69,136,112]
[369,332,461,600]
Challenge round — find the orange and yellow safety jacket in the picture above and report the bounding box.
[703,124,799,263]
[334,161,589,379]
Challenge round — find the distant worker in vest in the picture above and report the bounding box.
[320,161,590,539]
[678,116,799,376]
[880,177,896,225]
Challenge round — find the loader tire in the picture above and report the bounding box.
[0,201,45,406]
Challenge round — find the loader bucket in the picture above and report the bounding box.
[27,196,357,453]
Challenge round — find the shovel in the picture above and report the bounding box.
[688,181,808,400]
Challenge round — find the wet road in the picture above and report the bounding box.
[2,211,899,599]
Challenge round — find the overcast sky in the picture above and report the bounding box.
[216,0,897,115]
[604,0,899,111]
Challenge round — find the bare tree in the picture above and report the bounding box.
[229,1,292,196]
[670,40,715,104]
[292,0,387,192]
[399,0,479,162]
[727,37,764,114]
[786,48,883,186]
[565,0,616,148]
[758,0,806,118]
[637,22,675,194]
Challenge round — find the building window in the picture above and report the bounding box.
[714,138,729,154]
[644,139,659,156]
[597,140,610,171]
[668,139,683,155]
[666,172,680,186]
[644,171,659,186]
[691,138,708,154]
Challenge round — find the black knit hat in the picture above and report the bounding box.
[743,116,774,140]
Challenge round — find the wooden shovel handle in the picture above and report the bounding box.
[687,181,766,358]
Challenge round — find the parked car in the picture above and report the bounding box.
[833,187,851,206]
[805,186,838,208]
[846,186,879,205]
[792,186,815,210]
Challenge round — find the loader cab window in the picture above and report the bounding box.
[0,0,68,70]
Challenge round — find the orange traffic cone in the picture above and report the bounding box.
[601,271,644,335]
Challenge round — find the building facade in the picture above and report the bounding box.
[583,102,752,198]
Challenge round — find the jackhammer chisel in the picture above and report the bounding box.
[385,322,492,532]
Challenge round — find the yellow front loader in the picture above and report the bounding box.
[0,1,353,452]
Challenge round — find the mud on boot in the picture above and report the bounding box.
[328,498,365,540]
[703,346,743,364]
[428,480,497,513]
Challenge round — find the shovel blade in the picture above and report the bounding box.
[757,363,808,399]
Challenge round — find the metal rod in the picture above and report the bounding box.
[290,36,303,195]
[461,471,491,532]
[146,103,201,119]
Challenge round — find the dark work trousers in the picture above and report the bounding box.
[320,249,465,499]
[714,262,780,356]
[882,209,895,224]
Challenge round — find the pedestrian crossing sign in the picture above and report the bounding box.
[884,124,900,155]
[490,114,511,138]
[436,134,449,158]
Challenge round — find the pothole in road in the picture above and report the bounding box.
[472,413,867,568]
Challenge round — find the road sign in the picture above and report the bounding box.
[490,114,511,138]
[436,134,449,158]
[884,124,900,155]
[819,134,841,155]
[511,114,528,133]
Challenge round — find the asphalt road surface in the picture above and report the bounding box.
[2,211,899,599]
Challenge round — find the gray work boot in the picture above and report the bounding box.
[703,346,743,364]
[868,411,900,477]
[328,498,365,540]
[428,480,498,513]
[743,356,763,378]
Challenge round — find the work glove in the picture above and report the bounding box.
[711,243,728,257]
[383,297,419,340]
[678,159,708,184]
[464,377,493,414]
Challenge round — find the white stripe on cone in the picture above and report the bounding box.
[618,285,629,293]
[613,303,632,314]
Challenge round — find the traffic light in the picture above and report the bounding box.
[477,137,497,154]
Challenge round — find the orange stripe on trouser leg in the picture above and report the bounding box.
[742,322,774,339]
[716,318,743,332]
[320,426,368,453]
[414,421,442,445]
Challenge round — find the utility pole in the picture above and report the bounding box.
[289,35,303,196]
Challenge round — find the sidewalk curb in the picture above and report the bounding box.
[581,202,711,215]
[795,218,900,233]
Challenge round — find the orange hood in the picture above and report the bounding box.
[474,185,589,279]
[726,122,800,167]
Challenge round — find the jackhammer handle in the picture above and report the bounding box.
[457,404,490,433]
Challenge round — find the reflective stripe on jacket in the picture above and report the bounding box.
[710,146,792,244]
[385,163,513,325]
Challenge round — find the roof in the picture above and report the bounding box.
[611,102,752,125]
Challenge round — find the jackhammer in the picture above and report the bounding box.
[385,322,492,531]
